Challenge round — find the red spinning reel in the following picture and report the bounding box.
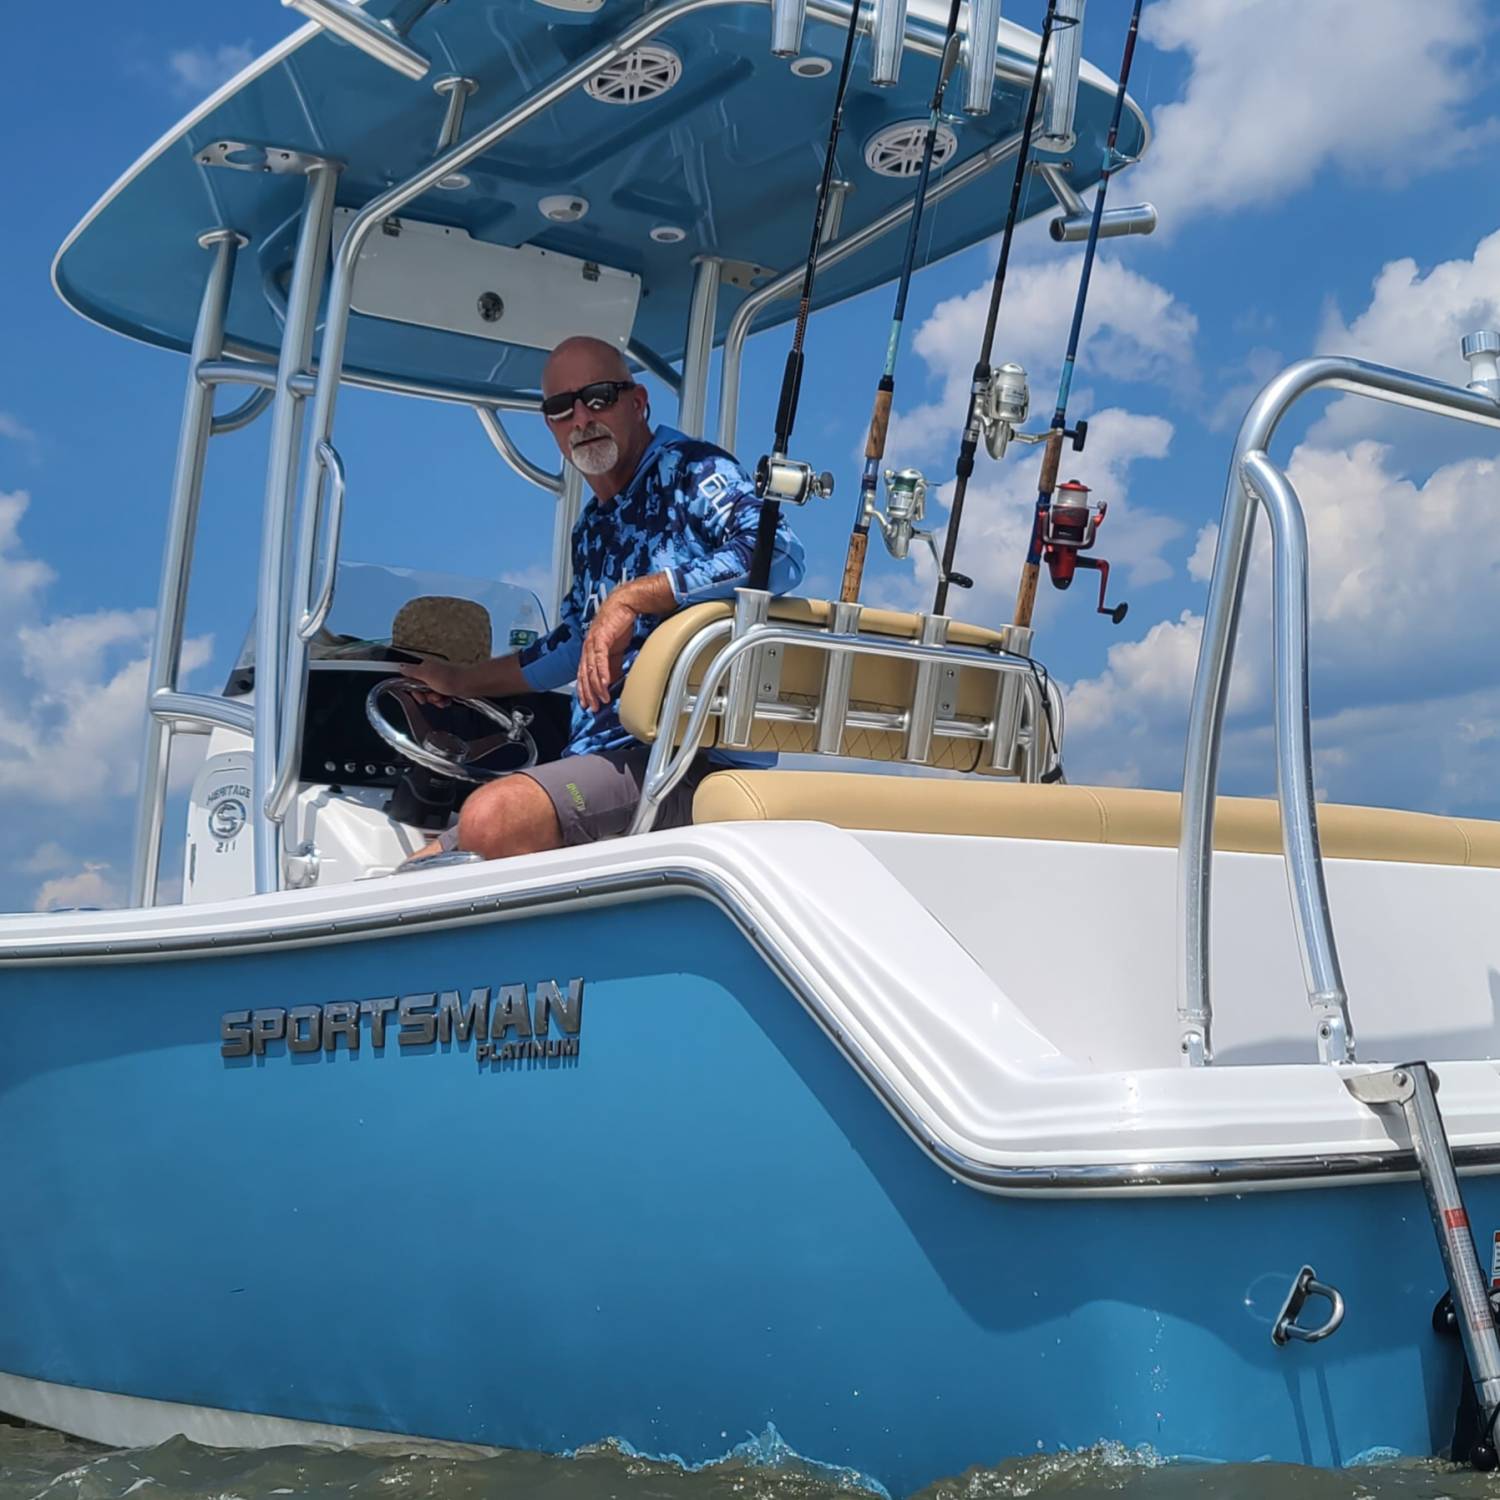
[1042,481,1128,625]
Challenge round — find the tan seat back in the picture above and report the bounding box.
[618,597,1028,773]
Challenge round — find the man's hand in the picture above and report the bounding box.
[398,657,475,707]
[577,594,638,712]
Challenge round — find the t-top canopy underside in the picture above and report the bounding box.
[53,0,1148,400]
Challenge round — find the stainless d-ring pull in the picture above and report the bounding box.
[1273,1265,1345,1346]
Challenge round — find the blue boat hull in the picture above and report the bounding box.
[0,895,1477,1490]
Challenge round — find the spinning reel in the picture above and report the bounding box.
[976,363,1088,461]
[1042,480,1127,624]
[869,469,972,588]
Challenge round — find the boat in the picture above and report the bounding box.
[6,0,1500,1490]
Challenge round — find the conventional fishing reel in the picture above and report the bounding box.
[976,362,1088,461]
[754,454,836,506]
[1043,480,1127,624]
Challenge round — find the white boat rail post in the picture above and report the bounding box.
[678,256,722,438]
[716,124,1030,451]
[251,159,340,895]
[129,228,247,909]
[1176,349,1500,1066]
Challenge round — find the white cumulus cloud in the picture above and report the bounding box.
[1133,0,1496,230]
[33,863,124,914]
[1062,438,1500,810]
[166,42,256,97]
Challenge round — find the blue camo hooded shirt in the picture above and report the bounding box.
[517,425,805,757]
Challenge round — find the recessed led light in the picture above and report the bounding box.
[650,225,687,243]
[539,194,590,223]
[790,56,833,77]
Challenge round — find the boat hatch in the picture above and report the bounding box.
[52,0,1147,399]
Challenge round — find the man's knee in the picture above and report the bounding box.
[457,775,562,859]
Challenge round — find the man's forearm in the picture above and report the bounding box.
[611,572,679,616]
[456,652,531,699]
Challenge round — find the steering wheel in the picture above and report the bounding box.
[365,678,538,784]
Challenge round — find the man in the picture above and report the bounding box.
[401,334,805,859]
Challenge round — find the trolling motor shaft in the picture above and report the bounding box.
[1042,481,1127,623]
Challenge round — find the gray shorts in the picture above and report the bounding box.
[521,745,708,846]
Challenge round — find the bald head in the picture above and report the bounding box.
[540,334,653,499]
[543,335,631,395]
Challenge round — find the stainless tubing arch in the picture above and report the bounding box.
[251,163,339,895]
[1177,356,1500,1065]
[129,229,245,909]
[716,125,1028,450]
[476,407,563,494]
[212,389,275,435]
[1239,449,1352,1064]
[150,691,256,737]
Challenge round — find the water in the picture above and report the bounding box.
[4,1424,1500,1500]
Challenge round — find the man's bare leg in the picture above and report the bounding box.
[406,774,563,863]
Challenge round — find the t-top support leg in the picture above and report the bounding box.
[129,228,246,909]
[251,160,340,896]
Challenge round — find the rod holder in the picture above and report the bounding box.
[770,0,809,57]
[961,0,1002,116]
[721,589,772,748]
[817,601,864,754]
[821,179,855,244]
[432,76,478,190]
[1462,331,1500,402]
[1038,0,1085,152]
[988,623,1033,771]
[1051,203,1157,242]
[283,0,431,80]
[903,614,950,762]
[870,0,908,86]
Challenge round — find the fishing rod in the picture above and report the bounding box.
[836,0,965,604]
[746,0,865,590]
[1009,0,1143,631]
[928,0,1061,617]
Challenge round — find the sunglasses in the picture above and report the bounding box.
[540,379,637,423]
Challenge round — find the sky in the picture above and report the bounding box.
[2,0,1500,913]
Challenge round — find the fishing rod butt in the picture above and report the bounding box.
[839,529,869,604]
[866,382,894,459]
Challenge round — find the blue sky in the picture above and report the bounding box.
[2,0,1499,911]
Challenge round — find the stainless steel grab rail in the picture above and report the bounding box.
[1177,356,1500,1066]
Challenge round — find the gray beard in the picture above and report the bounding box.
[569,434,620,476]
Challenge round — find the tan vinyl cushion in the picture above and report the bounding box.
[691,771,1500,867]
[618,598,1024,772]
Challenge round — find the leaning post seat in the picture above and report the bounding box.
[619,597,1041,773]
[692,771,1500,867]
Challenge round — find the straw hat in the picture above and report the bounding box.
[391,595,493,665]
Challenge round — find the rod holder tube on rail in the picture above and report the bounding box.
[718,124,1028,449]
[1177,356,1500,1066]
[961,0,1002,115]
[870,0,908,85]
[721,589,772,748]
[252,163,339,894]
[283,0,431,79]
[1239,449,1353,1063]
[903,613,950,760]
[817,600,863,753]
[679,257,722,438]
[1038,0,1084,151]
[130,228,245,910]
[988,623,1032,771]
